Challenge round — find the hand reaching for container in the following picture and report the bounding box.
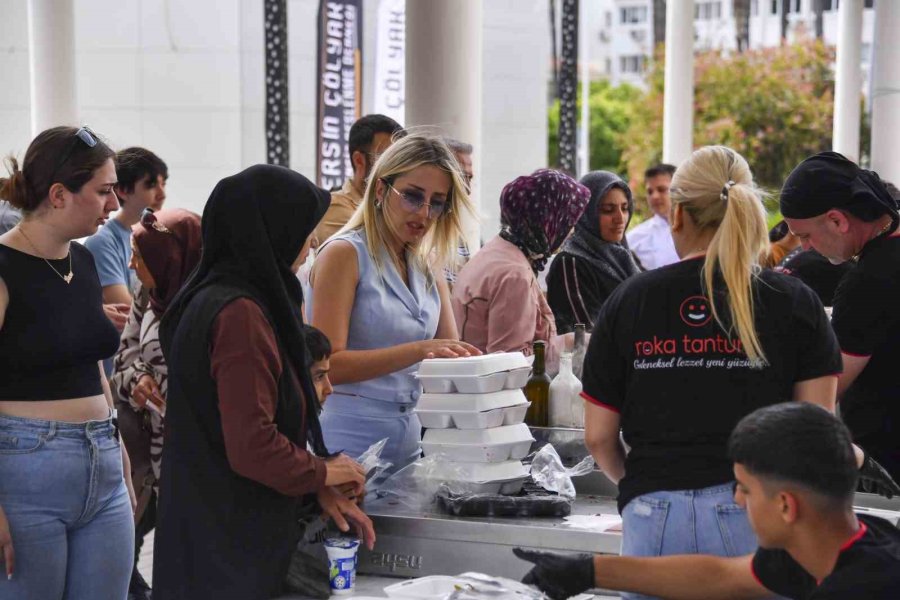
[418,339,482,360]
[325,454,366,498]
[513,548,595,600]
[317,486,376,550]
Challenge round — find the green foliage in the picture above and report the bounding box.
[548,80,642,175]
[620,39,860,196]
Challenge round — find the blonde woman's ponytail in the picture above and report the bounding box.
[672,146,770,365]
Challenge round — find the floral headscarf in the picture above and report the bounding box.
[499,168,590,272]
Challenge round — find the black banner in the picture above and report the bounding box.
[316,0,363,190]
[265,0,289,167]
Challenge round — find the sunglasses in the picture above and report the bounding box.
[383,180,451,220]
[49,127,98,184]
[140,207,171,234]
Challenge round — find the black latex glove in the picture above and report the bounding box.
[513,547,595,600]
[859,450,900,499]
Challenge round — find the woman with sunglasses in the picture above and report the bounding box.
[110,208,201,600]
[309,133,480,469]
[451,169,590,372]
[0,126,136,599]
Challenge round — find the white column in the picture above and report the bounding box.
[27,0,78,135]
[662,0,694,166]
[579,0,590,178]
[870,1,900,184]
[405,0,483,250]
[832,0,863,162]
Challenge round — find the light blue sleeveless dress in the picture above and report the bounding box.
[307,229,440,469]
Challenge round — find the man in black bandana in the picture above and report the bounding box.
[780,152,900,480]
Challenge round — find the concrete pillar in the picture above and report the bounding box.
[27,0,78,135]
[832,0,863,162]
[870,1,900,184]
[405,0,483,250]
[662,0,694,166]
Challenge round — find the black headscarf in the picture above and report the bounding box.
[561,170,641,282]
[160,164,331,456]
[780,152,899,227]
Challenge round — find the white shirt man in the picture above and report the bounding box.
[626,164,679,270]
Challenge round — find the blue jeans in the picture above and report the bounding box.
[620,483,757,600]
[0,414,134,600]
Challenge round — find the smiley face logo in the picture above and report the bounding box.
[679,295,712,327]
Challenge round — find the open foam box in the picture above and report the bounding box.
[428,459,530,495]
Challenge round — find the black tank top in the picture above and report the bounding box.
[0,242,120,400]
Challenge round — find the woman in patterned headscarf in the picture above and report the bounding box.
[451,169,589,370]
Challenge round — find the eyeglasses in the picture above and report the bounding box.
[49,127,98,184]
[383,180,451,219]
[140,207,171,234]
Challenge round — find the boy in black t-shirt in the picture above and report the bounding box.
[515,403,900,600]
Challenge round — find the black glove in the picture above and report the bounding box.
[859,450,900,499]
[513,547,595,600]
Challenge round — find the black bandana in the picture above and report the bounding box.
[780,152,898,224]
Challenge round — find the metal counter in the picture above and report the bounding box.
[358,427,900,581]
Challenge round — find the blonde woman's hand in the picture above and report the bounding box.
[418,339,482,360]
[0,504,13,580]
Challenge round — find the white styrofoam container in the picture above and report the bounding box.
[415,402,531,430]
[417,352,529,378]
[418,368,533,394]
[421,424,535,463]
[418,389,527,412]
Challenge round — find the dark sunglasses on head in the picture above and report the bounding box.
[49,126,99,184]
[382,179,451,220]
[140,207,171,234]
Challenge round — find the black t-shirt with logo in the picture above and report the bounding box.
[751,514,900,599]
[581,257,842,512]
[830,233,900,474]
[775,247,854,307]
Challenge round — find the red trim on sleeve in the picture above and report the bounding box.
[839,522,868,553]
[580,391,620,414]
[841,350,873,359]
[750,560,767,590]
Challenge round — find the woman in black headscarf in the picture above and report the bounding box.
[546,171,642,333]
[154,165,374,600]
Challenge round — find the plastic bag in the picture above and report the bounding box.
[447,572,547,599]
[373,454,470,512]
[356,437,393,492]
[529,444,594,499]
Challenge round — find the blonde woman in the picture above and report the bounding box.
[580,147,841,599]
[309,133,480,469]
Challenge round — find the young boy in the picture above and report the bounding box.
[303,324,333,405]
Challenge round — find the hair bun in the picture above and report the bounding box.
[0,157,30,210]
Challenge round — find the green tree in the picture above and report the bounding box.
[548,79,642,175]
[621,39,868,204]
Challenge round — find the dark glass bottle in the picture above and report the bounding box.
[524,341,551,427]
[572,323,586,381]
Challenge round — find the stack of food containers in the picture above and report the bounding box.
[415,353,535,495]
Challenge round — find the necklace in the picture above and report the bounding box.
[851,219,894,263]
[17,226,74,284]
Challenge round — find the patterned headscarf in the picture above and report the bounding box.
[499,169,590,272]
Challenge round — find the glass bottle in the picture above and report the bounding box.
[572,323,586,381]
[549,353,582,427]
[524,341,551,427]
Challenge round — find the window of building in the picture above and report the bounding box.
[695,1,723,20]
[864,0,875,8]
[751,0,759,16]
[605,11,612,27]
[620,6,648,24]
[771,0,778,14]
[605,58,612,74]
[786,0,801,12]
[620,55,645,73]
